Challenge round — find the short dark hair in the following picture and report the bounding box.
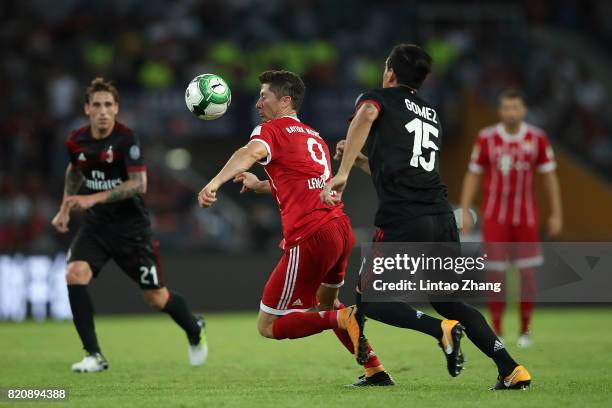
[386,44,432,89]
[85,77,118,103]
[258,70,305,112]
[499,88,526,104]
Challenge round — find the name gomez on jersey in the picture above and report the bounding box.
[354,87,453,227]
[249,116,344,248]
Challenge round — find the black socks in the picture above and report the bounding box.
[431,301,518,377]
[162,292,201,345]
[68,284,101,354]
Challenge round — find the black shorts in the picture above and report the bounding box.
[376,212,460,243]
[358,213,460,294]
[67,222,165,289]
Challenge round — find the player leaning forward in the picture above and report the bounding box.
[199,70,393,386]
[52,78,207,372]
[323,44,531,390]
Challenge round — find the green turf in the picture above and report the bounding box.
[1,308,611,407]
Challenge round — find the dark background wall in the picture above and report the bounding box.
[89,252,364,314]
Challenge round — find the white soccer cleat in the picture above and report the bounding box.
[71,353,109,373]
[517,333,533,348]
[188,316,208,366]
[188,342,208,367]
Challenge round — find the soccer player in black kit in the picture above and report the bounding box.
[51,78,207,372]
[322,44,531,390]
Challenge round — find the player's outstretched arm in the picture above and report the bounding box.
[459,170,482,235]
[52,163,85,233]
[334,140,371,175]
[541,169,563,237]
[199,142,268,208]
[321,102,378,204]
[233,172,271,194]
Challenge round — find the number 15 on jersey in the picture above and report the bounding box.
[406,117,439,172]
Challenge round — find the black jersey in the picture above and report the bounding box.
[353,87,452,227]
[65,122,150,229]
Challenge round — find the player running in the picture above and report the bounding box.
[460,89,563,347]
[51,78,207,372]
[198,70,392,386]
[323,44,531,390]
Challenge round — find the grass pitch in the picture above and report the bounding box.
[1,308,611,407]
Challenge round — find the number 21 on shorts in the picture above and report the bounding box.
[140,265,159,285]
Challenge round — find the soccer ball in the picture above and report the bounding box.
[185,74,231,120]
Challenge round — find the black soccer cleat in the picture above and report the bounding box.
[491,365,532,390]
[439,320,465,377]
[188,316,205,346]
[349,371,395,387]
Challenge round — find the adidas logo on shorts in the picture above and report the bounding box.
[291,299,303,306]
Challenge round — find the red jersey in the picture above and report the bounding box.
[469,122,556,227]
[249,116,344,248]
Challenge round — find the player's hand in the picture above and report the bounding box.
[233,172,260,194]
[547,214,562,238]
[334,140,346,161]
[64,195,100,211]
[198,181,219,208]
[51,207,71,233]
[320,174,347,205]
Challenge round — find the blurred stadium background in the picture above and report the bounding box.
[1,0,611,318]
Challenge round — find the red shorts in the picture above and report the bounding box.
[260,215,355,315]
[482,220,542,271]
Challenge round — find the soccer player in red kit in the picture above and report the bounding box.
[198,70,393,386]
[460,89,563,347]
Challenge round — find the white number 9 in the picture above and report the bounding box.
[307,138,330,180]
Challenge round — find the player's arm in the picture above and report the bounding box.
[102,170,147,203]
[64,163,85,199]
[65,170,147,210]
[459,170,482,235]
[199,142,268,208]
[52,163,85,233]
[321,102,379,204]
[233,172,272,194]
[334,140,371,175]
[541,169,563,237]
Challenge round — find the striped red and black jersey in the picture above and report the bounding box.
[65,121,150,228]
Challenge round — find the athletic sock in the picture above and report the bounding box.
[67,284,101,354]
[432,301,518,377]
[162,292,201,345]
[488,301,505,336]
[486,271,506,336]
[332,303,382,370]
[272,311,337,339]
[356,293,442,339]
[519,268,536,333]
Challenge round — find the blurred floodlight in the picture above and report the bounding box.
[165,148,191,170]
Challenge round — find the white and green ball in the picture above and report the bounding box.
[185,74,231,120]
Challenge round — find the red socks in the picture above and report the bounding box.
[486,271,506,335]
[272,311,337,339]
[487,268,536,335]
[270,304,383,371]
[332,303,381,369]
[520,268,536,333]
